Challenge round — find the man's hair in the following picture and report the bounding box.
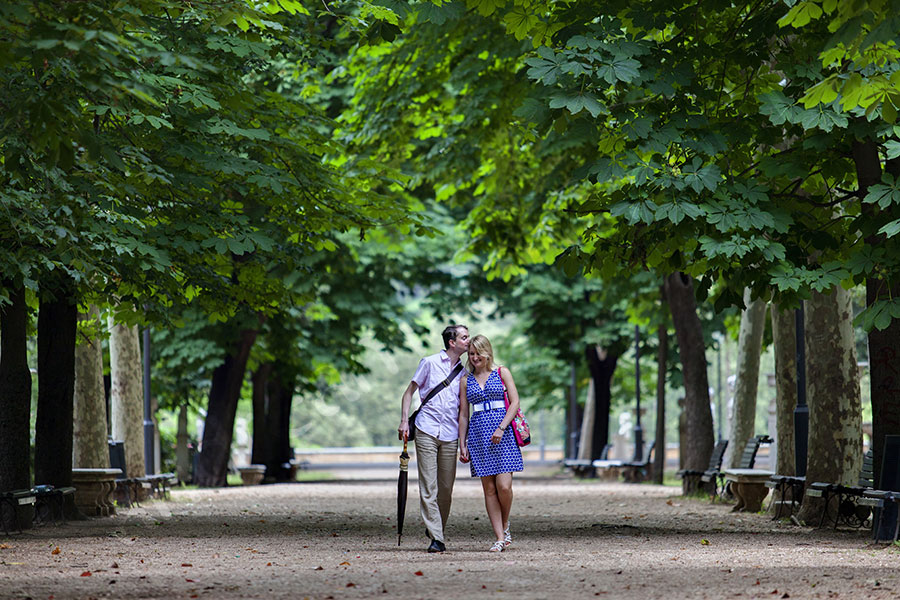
[442,324,467,349]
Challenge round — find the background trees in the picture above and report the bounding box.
[2,1,896,521]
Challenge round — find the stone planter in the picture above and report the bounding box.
[238,465,266,486]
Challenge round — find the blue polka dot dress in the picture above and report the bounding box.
[466,369,523,477]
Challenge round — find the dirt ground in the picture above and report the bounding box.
[2,467,899,599]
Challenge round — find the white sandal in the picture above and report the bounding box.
[504,524,512,547]
[489,540,506,552]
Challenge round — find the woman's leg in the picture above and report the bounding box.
[480,475,505,541]
[495,472,513,532]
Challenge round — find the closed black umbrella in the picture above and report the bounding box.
[397,439,410,546]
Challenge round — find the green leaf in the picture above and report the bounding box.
[878,219,900,238]
[503,7,539,41]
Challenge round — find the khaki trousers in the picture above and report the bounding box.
[414,429,458,543]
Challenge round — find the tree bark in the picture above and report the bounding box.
[664,272,714,495]
[725,289,767,468]
[576,378,595,462]
[108,318,145,479]
[653,314,669,484]
[0,281,32,495]
[272,373,295,481]
[176,403,190,485]
[585,346,617,460]
[251,363,274,468]
[73,305,110,468]
[856,141,900,487]
[796,286,863,524]
[195,327,259,487]
[770,304,797,477]
[867,279,900,487]
[34,275,77,488]
[264,369,296,481]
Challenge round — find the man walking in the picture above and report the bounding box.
[398,324,469,552]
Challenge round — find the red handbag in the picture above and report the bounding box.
[498,366,531,447]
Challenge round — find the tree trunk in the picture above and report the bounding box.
[867,278,900,487]
[664,272,714,495]
[770,304,797,477]
[725,289,767,468]
[796,286,863,524]
[73,305,110,468]
[262,369,296,481]
[653,314,669,484]
[176,403,190,485]
[108,318,145,478]
[195,327,258,487]
[856,141,900,487]
[585,346,617,460]
[0,281,32,496]
[576,378,595,462]
[251,363,274,468]
[34,276,77,488]
[271,373,295,481]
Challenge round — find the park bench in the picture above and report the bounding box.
[857,435,900,542]
[564,445,614,479]
[622,440,655,483]
[562,458,596,478]
[31,484,76,525]
[705,435,770,501]
[108,440,177,505]
[592,444,624,480]
[0,489,36,534]
[804,450,874,529]
[680,439,728,497]
[765,473,806,520]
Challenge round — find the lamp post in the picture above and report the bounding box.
[794,304,809,477]
[633,325,643,461]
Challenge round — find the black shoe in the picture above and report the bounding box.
[427,539,446,553]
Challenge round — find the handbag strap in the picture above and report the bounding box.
[419,361,464,410]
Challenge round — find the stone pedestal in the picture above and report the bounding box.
[72,468,122,516]
[238,465,266,485]
[724,468,773,512]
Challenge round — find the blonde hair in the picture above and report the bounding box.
[467,334,496,372]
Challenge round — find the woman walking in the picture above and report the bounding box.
[458,335,523,552]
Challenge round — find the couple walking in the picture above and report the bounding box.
[398,324,523,553]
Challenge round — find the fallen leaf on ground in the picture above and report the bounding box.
[701,539,710,545]
[80,571,92,577]
[346,583,356,587]
[339,561,351,566]
[414,571,423,576]
[182,563,192,567]
[51,547,60,555]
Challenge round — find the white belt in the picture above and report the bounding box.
[472,400,506,413]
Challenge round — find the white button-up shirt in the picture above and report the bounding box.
[411,350,464,442]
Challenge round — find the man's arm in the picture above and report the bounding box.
[398,381,419,441]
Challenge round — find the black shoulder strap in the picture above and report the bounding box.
[419,362,465,409]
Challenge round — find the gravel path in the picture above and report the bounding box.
[2,471,899,599]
